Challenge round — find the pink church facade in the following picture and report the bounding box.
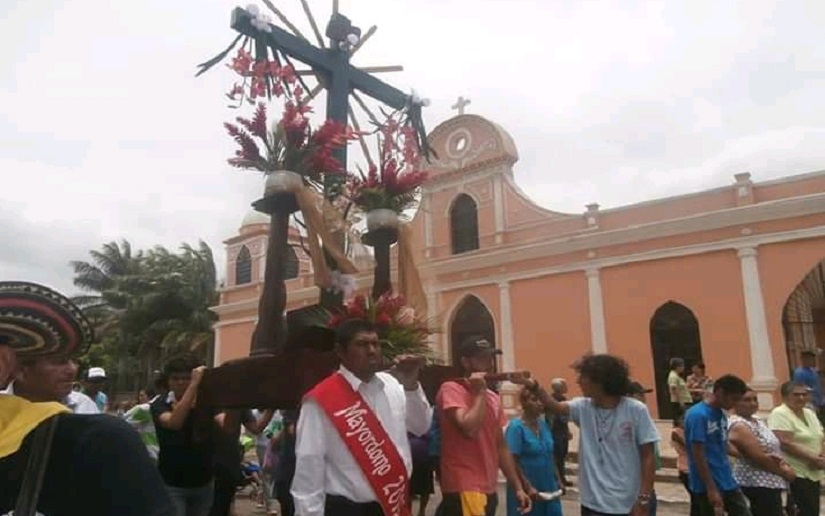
[212,113,825,418]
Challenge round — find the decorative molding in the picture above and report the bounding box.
[424,164,513,192]
[213,315,258,329]
[467,182,492,203]
[493,175,505,235]
[423,192,825,277]
[429,137,499,172]
[433,224,825,293]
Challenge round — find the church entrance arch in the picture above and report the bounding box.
[449,295,496,368]
[782,259,825,374]
[650,301,703,419]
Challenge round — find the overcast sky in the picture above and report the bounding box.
[2,0,825,295]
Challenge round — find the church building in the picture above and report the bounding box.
[212,111,825,418]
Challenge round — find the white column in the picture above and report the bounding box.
[737,246,778,408]
[426,288,444,359]
[423,195,433,258]
[213,327,222,367]
[493,176,505,244]
[498,281,519,413]
[498,281,515,371]
[586,268,608,354]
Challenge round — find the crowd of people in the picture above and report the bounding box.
[2,281,825,516]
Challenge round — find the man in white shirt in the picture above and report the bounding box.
[2,354,100,414]
[291,318,432,516]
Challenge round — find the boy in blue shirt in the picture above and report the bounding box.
[684,374,752,516]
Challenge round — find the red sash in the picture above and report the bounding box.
[308,373,411,516]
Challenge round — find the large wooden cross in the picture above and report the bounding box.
[194,6,446,415]
[231,7,410,182]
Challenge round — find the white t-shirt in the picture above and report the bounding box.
[569,397,660,513]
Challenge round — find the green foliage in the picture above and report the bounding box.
[70,240,218,392]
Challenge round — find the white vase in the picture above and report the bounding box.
[366,209,400,232]
[264,170,303,196]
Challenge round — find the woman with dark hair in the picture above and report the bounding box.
[728,388,794,516]
[504,387,563,516]
[528,354,659,516]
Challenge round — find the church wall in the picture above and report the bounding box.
[758,236,825,380]
[221,285,259,304]
[216,317,256,364]
[508,272,591,391]
[596,189,735,231]
[600,251,751,418]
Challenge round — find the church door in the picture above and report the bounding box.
[450,295,496,368]
[650,301,703,419]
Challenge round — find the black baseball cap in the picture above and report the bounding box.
[629,381,653,395]
[458,336,502,358]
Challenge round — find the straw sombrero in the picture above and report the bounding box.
[0,281,94,357]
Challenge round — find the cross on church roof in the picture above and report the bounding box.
[451,96,471,115]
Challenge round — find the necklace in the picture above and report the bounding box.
[594,407,617,443]
[592,400,620,465]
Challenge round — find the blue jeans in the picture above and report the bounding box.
[167,482,214,516]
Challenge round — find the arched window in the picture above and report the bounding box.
[235,245,252,285]
[450,194,479,255]
[285,245,300,280]
[450,295,496,368]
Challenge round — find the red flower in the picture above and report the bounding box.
[235,103,268,140]
[376,313,391,326]
[224,122,263,169]
[229,49,252,75]
[346,115,430,212]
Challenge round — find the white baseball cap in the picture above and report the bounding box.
[87,367,107,380]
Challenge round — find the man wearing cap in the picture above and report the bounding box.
[0,281,175,515]
[435,335,531,516]
[84,366,110,413]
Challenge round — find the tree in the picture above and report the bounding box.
[70,240,218,394]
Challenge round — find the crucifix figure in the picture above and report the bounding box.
[452,95,471,115]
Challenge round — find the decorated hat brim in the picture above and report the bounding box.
[0,281,94,357]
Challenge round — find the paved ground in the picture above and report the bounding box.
[234,483,693,515]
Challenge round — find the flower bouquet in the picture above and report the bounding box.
[223,49,353,189]
[329,293,437,361]
[346,118,429,217]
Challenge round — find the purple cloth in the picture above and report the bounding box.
[408,433,429,463]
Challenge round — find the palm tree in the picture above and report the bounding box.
[70,240,142,391]
[70,240,219,393]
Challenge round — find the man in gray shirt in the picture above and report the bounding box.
[529,354,659,516]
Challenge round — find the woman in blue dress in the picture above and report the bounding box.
[506,387,564,516]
